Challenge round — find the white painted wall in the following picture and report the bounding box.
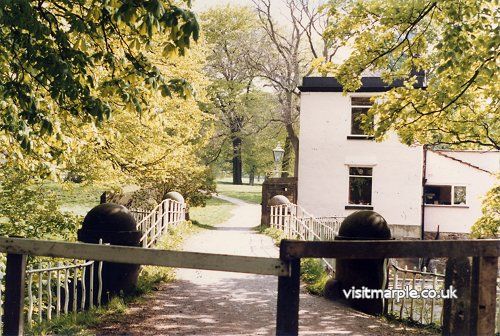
[298,91,499,235]
[298,92,423,229]
[424,150,498,233]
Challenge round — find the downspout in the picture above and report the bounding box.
[420,145,428,240]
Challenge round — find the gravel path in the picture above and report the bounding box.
[95,196,433,335]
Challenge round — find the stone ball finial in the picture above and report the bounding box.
[269,195,290,206]
[163,191,185,204]
[338,210,391,240]
[81,203,137,232]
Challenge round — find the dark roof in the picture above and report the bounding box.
[299,76,426,92]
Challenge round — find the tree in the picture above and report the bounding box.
[62,35,215,206]
[0,0,200,174]
[201,5,276,184]
[319,0,499,149]
[249,0,343,176]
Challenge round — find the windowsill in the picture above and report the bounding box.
[347,135,374,140]
[345,205,374,210]
[425,204,469,209]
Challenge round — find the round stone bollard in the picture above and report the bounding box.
[325,210,391,315]
[77,203,142,304]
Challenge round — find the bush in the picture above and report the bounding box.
[0,168,81,240]
[300,258,331,296]
[470,183,499,238]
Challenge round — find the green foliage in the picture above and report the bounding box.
[260,227,287,246]
[300,258,330,296]
[201,5,283,180]
[0,0,199,157]
[26,296,128,336]
[0,168,80,240]
[320,0,499,150]
[470,182,500,238]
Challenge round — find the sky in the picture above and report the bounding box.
[191,0,351,64]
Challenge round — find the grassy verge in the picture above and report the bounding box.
[216,181,262,204]
[26,221,197,336]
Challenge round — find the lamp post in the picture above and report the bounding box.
[273,144,285,177]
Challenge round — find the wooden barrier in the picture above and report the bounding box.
[275,239,499,336]
[0,236,288,335]
[1,237,498,336]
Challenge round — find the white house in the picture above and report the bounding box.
[297,77,499,238]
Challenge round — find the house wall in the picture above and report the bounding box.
[424,151,498,233]
[298,91,423,236]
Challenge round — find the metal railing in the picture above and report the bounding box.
[26,259,103,324]
[387,261,445,325]
[269,203,500,332]
[269,204,342,242]
[131,198,186,248]
[269,203,344,271]
[0,197,186,332]
[0,242,105,331]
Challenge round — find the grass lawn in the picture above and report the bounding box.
[44,182,106,216]
[189,197,236,228]
[216,181,262,204]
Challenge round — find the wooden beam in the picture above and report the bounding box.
[470,256,498,335]
[0,237,289,277]
[2,253,27,336]
[276,241,300,336]
[281,240,500,259]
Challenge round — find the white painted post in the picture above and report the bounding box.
[27,267,33,324]
[56,262,61,317]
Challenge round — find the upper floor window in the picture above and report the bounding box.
[424,185,467,206]
[348,167,373,205]
[350,97,374,136]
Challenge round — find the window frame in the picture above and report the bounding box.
[349,97,374,139]
[346,166,374,209]
[424,184,468,207]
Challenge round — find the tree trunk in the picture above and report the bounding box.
[282,92,299,177]
[249,168,255,186]
[285,123,299,177]
[232,135,243,185]
[281,137,291,177]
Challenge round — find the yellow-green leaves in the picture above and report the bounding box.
[0,0,200,169]
[320,0,499,150]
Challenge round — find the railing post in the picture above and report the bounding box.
[276,241,300,336]
[2,253,27,336]
[470,256,498,335]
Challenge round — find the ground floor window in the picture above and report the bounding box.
[348,167,372,205]
[424,185,467,205]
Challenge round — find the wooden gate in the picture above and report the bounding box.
[0,237,498,336]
